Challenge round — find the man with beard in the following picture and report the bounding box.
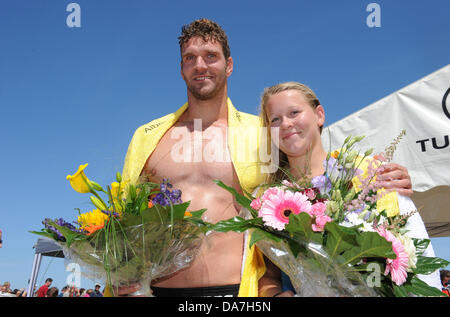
[118,18,413,297]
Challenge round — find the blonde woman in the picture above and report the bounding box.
[257,82,441,296]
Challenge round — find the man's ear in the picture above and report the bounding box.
[226,56,233,77]
[180,61,185,81]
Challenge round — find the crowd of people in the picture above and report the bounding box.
[0,278,104,297]
[0,270,449,297]
[441,270,450,296]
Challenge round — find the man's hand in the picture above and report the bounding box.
[115,283,148,297]
[377,163,413,197]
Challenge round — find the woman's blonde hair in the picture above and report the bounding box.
[259,82,322,182]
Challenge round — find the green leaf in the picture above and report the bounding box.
[213,180,257,218]
[283,213,324,257]
[341,231,396,266]
[212,216,263,233]
[29,230,59,241]
[413,256,450,275]
[188,208,207,220]
[324,221,358,259]
[402,276,445,297]
[285,212,314,241]
[171,201,191,220]
[413,238,430,256]
[48,221,88,248]
[392,284,409,297]
[249,228,281,248]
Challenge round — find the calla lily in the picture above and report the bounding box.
[66,164,92,193]
[111,181,127,200]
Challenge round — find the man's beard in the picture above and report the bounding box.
[184,69,227,101]
[188,84,222,100]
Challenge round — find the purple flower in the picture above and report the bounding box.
[43,219,65,241]
[311,175,332,196]
[323,158,343,181]
[100,210,120,217]
[151,179,183,206]
[43,218,86,241]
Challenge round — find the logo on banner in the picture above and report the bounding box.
[443,87,450,120]
[416,87,450,152]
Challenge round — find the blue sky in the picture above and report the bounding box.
[0,0,449,292]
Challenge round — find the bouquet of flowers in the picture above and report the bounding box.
[212,132,449,297]
[30,164,209,296]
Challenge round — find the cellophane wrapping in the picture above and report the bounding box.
[62,220,205,296]
[255,234,378,297]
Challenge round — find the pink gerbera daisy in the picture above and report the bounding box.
[376,226,409,286]
[258,188,312,231]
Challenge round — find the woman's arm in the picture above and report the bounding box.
[258,256,294,297]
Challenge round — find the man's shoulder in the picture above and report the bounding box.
[133,112,174,135]
[237,110,259,119]
[234,110,261,126]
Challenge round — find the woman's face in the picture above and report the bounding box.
[266,89,324,158]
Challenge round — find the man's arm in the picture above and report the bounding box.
[377,163,413,197]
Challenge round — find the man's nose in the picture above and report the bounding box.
[194,56,208,71]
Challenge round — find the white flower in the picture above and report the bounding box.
[397,234,417,272]
[339,212,376,232]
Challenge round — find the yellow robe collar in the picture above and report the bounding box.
[122,98,264,193]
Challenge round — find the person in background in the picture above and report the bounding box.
[90,284,103,297]
[441,269,450,296]
[1,282,12,294]
[46,287,59,297]
[36,278,53,297]
[68,286,79,297]
[17,288,27,297]
[79,288,88,297]
[58,285,69,297]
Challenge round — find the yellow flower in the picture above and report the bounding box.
[110,181,127,200]
[330,150,340,159]
[110,181,127,214]
[78,208,109,228]
[66,164,92,193]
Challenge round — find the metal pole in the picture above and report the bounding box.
[27,253,42,297]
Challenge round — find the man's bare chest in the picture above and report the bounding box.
[141,124,236,184]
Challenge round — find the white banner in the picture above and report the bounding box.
[322,64,450,237]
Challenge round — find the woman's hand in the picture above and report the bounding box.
[274,290,294,297]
